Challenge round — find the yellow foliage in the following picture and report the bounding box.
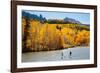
[75,30,90,46]
[61,27,76,45]
[22,18,90,52]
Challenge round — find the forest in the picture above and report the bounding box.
[22,11,90,52]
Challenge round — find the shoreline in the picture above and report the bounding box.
[22,46,90,53]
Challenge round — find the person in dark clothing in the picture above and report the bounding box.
[70,51,72,56]
[69,51,72,59]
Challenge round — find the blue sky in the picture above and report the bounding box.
[23,10,90,24]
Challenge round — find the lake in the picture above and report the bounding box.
[22,47,90,62]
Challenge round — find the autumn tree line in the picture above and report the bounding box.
[22,12,90,52]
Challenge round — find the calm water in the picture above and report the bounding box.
[22,47,90,62]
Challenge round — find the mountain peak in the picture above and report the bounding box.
[64,17,82,24]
